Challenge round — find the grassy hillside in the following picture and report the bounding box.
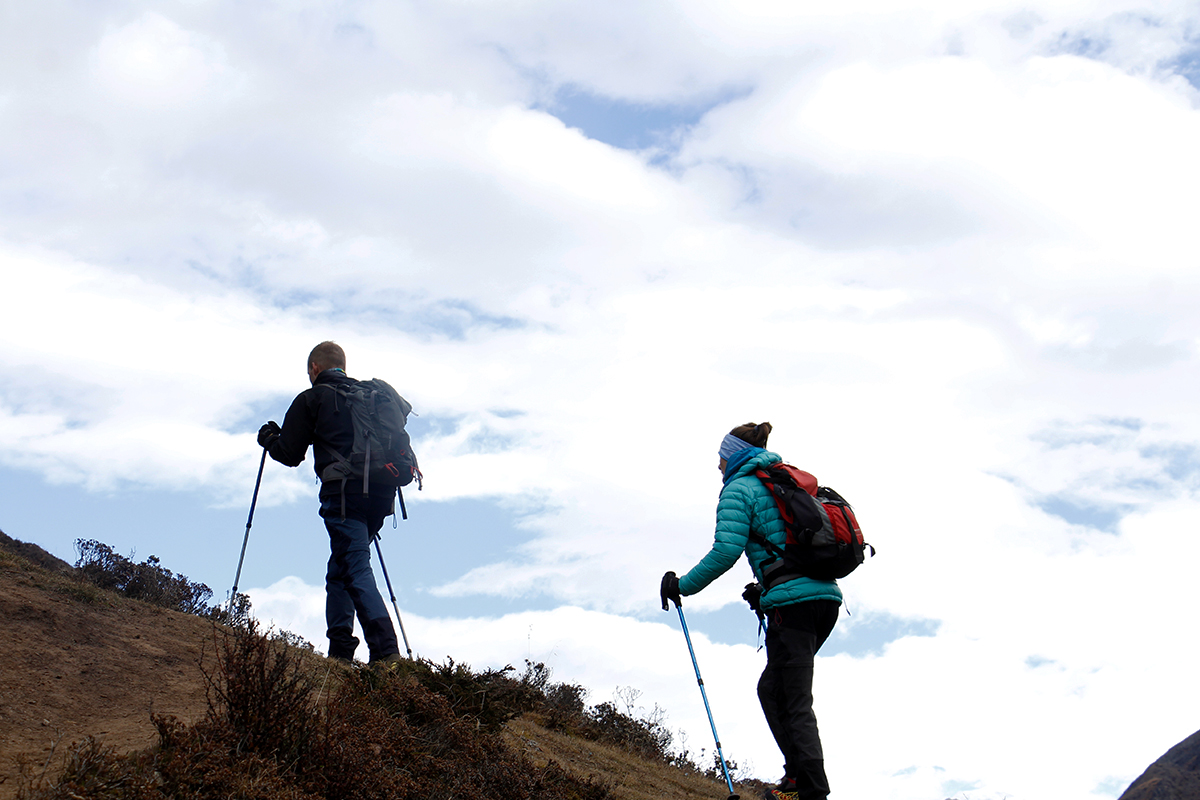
[0,533,763,800]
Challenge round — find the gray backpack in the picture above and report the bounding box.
[318,378,420,516]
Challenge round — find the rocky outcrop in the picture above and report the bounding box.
[1121,729,1200,800]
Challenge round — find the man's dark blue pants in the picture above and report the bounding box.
[320,496,400,662]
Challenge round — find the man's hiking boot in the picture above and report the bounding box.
[370,652,404,672]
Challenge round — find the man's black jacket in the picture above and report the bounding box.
[268,369,382,500]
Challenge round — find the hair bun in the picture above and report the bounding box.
[730,421,772,448]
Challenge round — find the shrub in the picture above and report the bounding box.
[73,539,214,615]
[513,662,681,764]
[703,749,743,784]
[206,591,253,629]
[200,619,316,765]
[20,624,611,800]
[73,541,313,649]
[15,736,157,800]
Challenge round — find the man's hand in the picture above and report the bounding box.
[660,571,681,611]
[257,421,281,449]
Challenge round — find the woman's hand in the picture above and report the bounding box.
[660,571,681,610]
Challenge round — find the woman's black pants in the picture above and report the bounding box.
[757,599,840,799]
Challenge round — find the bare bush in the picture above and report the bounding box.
[20,624,611,800]
[74,539,213,615]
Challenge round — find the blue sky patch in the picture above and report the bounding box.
[674,603,944,656]
[412,413,465,440]
[942,778,981,795]
[1036,495,1131,532]
[1050,30,1110,60]
[1139,443,1200,482]
[1095,775,1133,797]
[1175,47,1200,90]
[540,86,742,153]
[1101,417,1143,432]
[358,297,528,341]
[226,395,300,436]
[0,466,549,624]
[684,601,768,649]
[823,610,941,658]
[268,286,327,311]
[0,466,262,597]
[461,427,521,454]
[1032,417,1143,448]
[408,413,522,455]
[392,496,562,619]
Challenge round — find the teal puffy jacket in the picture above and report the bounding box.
[678,448,842,610]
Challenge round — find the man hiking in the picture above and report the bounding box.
[258,341,414,665]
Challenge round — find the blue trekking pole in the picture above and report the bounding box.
[662,576,740,800]
[229,448,267,615]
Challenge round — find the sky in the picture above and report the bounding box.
[2,1,1200,797]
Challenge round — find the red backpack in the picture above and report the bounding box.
[748,463,873,585]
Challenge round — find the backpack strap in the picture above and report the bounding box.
[362,387,379,496]
[747,527,804,590]
[746,528,785,561]
[320,443,351,518]
[315,380,369,515]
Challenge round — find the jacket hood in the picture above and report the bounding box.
[724,447,780,484]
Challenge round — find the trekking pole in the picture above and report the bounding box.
[228,448,267,615]
[372,537,413,658]
[669,597,740,800]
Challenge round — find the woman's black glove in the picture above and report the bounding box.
[257,421,281,449]
[660,571,681,610]
[742,582,763,617]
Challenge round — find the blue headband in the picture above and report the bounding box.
[718,433,753,461]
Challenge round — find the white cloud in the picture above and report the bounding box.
[5,2,1200,797]
[249,566,1200,799]
[93,12,242,107]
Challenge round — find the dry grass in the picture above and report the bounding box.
[505,716,768,800]
[2,536,767,800]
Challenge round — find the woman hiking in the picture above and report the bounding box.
[661,422,842,800]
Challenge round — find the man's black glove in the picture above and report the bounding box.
[660,571,681,611]
[742,582,763,617]
[257,421,281,449]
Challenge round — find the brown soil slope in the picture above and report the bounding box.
[0,539,748,800]
[0,543,213,798]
